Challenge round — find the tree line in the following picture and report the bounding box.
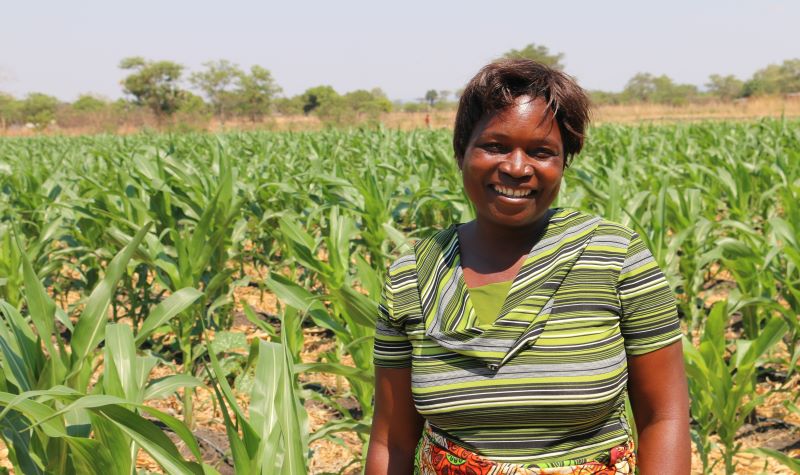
[0,57,393,129]
[501,44,800,106]
[1,45,799,130]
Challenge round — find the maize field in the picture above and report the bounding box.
[0,120,798,474]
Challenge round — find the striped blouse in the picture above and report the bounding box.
[373,208,682,466]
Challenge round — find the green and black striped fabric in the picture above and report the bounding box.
[373,208,681,465]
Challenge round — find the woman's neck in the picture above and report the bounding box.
[458,211,551,275]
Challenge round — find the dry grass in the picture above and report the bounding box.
[2,97,798,138]
[592,96,800,124]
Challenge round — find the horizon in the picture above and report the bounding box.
[1,0,798,103]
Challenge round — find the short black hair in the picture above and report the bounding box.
[453,59,591,165]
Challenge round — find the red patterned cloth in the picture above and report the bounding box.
[414,424,635,475]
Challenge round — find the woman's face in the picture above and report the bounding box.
[459,95,564,230]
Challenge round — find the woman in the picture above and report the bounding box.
[366,59,690,474]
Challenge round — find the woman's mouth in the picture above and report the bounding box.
[491,184,536,199]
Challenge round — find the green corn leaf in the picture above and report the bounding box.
[735,317,788,382]
[308,420,371,443]
[279,216,316,251]
[251,340,283,473]
[64,436,117,475]
[0,300,40,368]
[243,303,277,338]
[136,354,159,395]
[90,413,133,475]
[275,341,307,475]
[266,272,345,335]
[14,230,62,378]
[0,410,45,474]
[202,324,261,459]
[70,222,152,376]
[135,287,204,346]
[746,448,800,473]
[0,326,33,392]
[330,286,377,328]
[105,323,139,401]
[144,374,203,401]
[354,254,382,300]
[95,404,204,475]
[136,404,205,463]
[207,375,254,474]
[0,391,67,438]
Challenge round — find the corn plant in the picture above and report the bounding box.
[97,146,246,427]
[0,224,207,474]
[204,331,308,474]
[270,207,379,460]
[683,301,788,475]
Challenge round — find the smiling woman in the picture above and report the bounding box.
[365,59,691,475]
[458,95,564,246]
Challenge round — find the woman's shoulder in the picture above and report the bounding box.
[555,208,639,242]
[384,225,460,280]
[387,250,417,274]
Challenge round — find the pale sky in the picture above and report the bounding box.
[1,0,798,102]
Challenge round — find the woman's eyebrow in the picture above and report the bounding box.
[478,131,509,141]
[478,132,560,148]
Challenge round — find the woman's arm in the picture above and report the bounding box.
[627,340,691,475]
[365,366,425,475]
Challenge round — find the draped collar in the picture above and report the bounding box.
[414,208,601,370]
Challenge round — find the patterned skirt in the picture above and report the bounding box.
[414,423,635,475]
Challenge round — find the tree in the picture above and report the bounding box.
[72,94,108,112]
[622,73,698,105]
[0,92,20,129]
[274,96,305,115]
[176,91,210,115]
[588,90,622,106]
[742,59,800,96]
[119,56,185,120]
[705,75,744,101]
[234,65,282,122]
[402,101,427,113]
[622,73,660,102]
[300,85,339,115]
[190,59,243,121]
[424,90,438,107]
[20,93,59,129]
[501,43,564,69]
[343,89,392,119]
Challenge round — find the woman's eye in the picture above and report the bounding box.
[481,143,506,153]
[530,148,557,159]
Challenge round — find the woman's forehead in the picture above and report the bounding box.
[473,96,560,139]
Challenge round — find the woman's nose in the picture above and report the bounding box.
[498,149,534,178]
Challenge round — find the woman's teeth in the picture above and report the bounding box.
[493,185,533,198]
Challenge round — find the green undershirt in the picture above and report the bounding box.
[468,280,513,327]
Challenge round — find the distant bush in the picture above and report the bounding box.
[742,59,800,96]
[622,73,699,106]
[402,102,427,113]
[21,93,60,129]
